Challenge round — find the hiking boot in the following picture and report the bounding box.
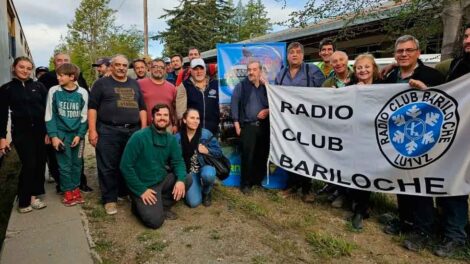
[72,188,85,204]
[434,239,466,257]
[383,221,401,235]
[331,195,345,208]
[403,231,430,252]
[79,184,93,193]
[351,213,364,230]
[63,191,77,207]
[202,192,212,207]
[301,193,315,203]
[164,210,178,220]
[104,202,117,215]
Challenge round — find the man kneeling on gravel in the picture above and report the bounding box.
[120,103,192,229]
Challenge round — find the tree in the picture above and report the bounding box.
[280,0,470,60]
[54,0,143,84]
[157,0,271,56]
[239,0,271,40]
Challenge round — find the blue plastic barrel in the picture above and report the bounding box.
[221,146,241,187]
[262,164,288,189]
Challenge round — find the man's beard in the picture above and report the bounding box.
[173,66,181,71]
[154,120,169,131]
[151,74,164,80]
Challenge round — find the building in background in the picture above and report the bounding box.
[0,0,33,85]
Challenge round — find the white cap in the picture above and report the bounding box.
[190,58,206,70]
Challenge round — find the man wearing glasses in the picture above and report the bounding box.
[138,58,178,132]
[382,35,445,251]
[88,54,147,215]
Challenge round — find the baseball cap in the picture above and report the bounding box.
[35,66,49,75]
[92,57,110,67]
[190,58,206,70]
[164,57,171,64]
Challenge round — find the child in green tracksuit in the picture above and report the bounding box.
[45,63,88,206]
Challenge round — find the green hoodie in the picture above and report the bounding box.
[120,125,187,196]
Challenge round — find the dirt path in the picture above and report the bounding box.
[81,144,468,264]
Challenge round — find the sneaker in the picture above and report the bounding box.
[378,212,398,225]
[331,195,345,208]
[317,184,336,195]
[301,193,315,203]
[79,184,93,193]
[164,210,177,220]
[202,193,212,207]
[72,188,85,204]
[351,213,364,230]
[63,191,77,207]
[383,220,401,235]
[104,202,117,215]
[31,198,47,209]
[18,206,33,213]
[434,239,466,257]
[403,231,430,252]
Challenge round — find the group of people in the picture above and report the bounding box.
[0,26,469,258]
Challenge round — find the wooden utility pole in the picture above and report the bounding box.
[143,0,148,55]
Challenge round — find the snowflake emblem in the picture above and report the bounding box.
[389,102,443,157]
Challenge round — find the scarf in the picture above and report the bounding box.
[181,124,202,173]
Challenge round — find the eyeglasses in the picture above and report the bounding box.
[151,66,165,70]
[395,48,418,55]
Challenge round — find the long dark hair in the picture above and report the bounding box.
[180,108,202,173]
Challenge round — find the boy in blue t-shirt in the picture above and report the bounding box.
[45,63,88,206]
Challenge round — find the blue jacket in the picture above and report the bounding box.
[175,128,223,167]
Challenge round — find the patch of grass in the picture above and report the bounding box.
[137,230,160,242]
[146,240,167,252]
[0,148,20,244]
[305,232,357,257]
[215,187,268,218]
[89,206,107,219]
[209,229,221,240]
[451,243,470,261]
[182,225,202,233]
[95,239,114,252]
[345,221,362,233]
[251,255,268,264]
[369,193,397,215]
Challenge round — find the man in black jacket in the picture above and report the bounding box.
[382,35,445,252]
[231,60,269,195]
[38,52,93,192]
[432,25,470,257]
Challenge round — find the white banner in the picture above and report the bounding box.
[268,76,470,197]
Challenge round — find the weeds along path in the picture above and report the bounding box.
[81,143,467,264]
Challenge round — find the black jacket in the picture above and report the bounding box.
[38,70,88,91]
[383,59,445,86]
[447,53,470,82]
[0,78,48,137]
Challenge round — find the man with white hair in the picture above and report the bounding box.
[88,54,147,215]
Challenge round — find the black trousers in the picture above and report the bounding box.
[96,124,137,203]
[397,194,434,235]
[13,128,46,207]
[351,189,371,215]
[286,171,312,194]
[130,173,192,229]
[436,195,469,242]
[240,121,270,188]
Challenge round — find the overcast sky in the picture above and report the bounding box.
[13,0,306,67]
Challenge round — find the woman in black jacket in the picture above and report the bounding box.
[0,56,48,213]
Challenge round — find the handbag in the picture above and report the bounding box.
[201,136,231,180]
[202,153,231,181]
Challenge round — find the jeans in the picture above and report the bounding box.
[186,165,216,208]
[436,195,469,242]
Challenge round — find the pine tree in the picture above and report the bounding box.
[239,0,271,40]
